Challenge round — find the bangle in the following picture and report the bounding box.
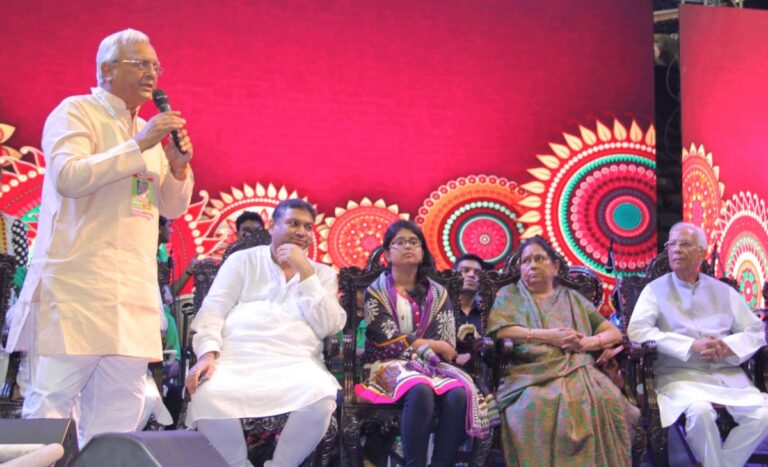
[597,334,604,349]
[526,328,533,344]
[171,166,187,177]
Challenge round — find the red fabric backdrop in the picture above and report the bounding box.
[1,0,654,306]
[2,0,652,214]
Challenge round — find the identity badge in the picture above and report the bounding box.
[131,173,155,218]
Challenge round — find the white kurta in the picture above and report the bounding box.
[5,87,194,360]
[628,272,768,426]
[187,245,346,425]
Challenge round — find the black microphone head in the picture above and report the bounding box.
[152,88,171,112]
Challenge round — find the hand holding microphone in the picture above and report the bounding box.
[135,88,193,177]
[152,89,187,154]
[133,90,186,152]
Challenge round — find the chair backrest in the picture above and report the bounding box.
[221,230,272,263]
[338,247,387,335]
[0,253,16,345]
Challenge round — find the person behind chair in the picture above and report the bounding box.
[453,253,485,355]
[5,28,193,447]
[487,235,636,466]
[356,220,493,467]
[235,210,266,241]
[185,198,345,467]
[628,222,768,467]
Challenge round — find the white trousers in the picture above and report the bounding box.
[22,354,148,448]
[685,399,768,467]
[196,397,336,467]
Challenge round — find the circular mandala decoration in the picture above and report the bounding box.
[316,198,408,268]
[415,175,528,270]
[184,183,324,263]
[682,143,724,249]
[715,192,768,309]
[516,119,657,280]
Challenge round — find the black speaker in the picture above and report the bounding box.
[0,418,79,466]
[72,430,228,467]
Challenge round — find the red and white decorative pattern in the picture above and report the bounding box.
[415,175,529,270]
[714,192,768,310]
[316,198,408,268]
[682,143,724,252]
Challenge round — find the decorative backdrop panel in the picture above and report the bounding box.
[1,0,653,310]
[681,5,768,309]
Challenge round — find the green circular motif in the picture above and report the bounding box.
[613,203,642,230]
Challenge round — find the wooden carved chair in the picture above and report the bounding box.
[184,232,340,467]
[338,247,494,467]
[0,253,21,418]
[613,251,768,467]
[481,250,647,465]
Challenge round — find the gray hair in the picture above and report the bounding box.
[96,29,150,85]
[670,221,708,249]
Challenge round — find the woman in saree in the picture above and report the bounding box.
[487,235,637,466]
[355,220,491,467]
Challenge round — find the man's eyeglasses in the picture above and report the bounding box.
[664,240,699,251]
[390,238,421,249]
[115,59,164,77]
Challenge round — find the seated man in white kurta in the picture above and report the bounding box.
[185,199,346,467]
[628,222,768,467]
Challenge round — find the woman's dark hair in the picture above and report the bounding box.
[519,235,560,263]
[382,220,436,282]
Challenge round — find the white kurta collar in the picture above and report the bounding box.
[671,271,701,290]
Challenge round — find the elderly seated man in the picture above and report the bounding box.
[628,221,768,467]
[185,199,346,467]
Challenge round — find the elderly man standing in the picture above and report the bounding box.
[628,222,768,467]
[6,28,193,446]
[186,198,346,467]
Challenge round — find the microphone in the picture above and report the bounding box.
[606,236,616,274]
[151,89,186,153]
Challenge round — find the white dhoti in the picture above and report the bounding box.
[659,380,768,467]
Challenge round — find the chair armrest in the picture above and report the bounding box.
[464,336,495,394]
[342,334,357,404]
[323,335,340,369]
[493,337,515,390]
[754,345,768,392]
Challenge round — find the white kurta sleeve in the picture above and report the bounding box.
[627,286,696,361]
[45,100,148,199]
[296,266,347,339]
[722,287,767,365]
[157,164,194,219]
[191,253,247,357]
